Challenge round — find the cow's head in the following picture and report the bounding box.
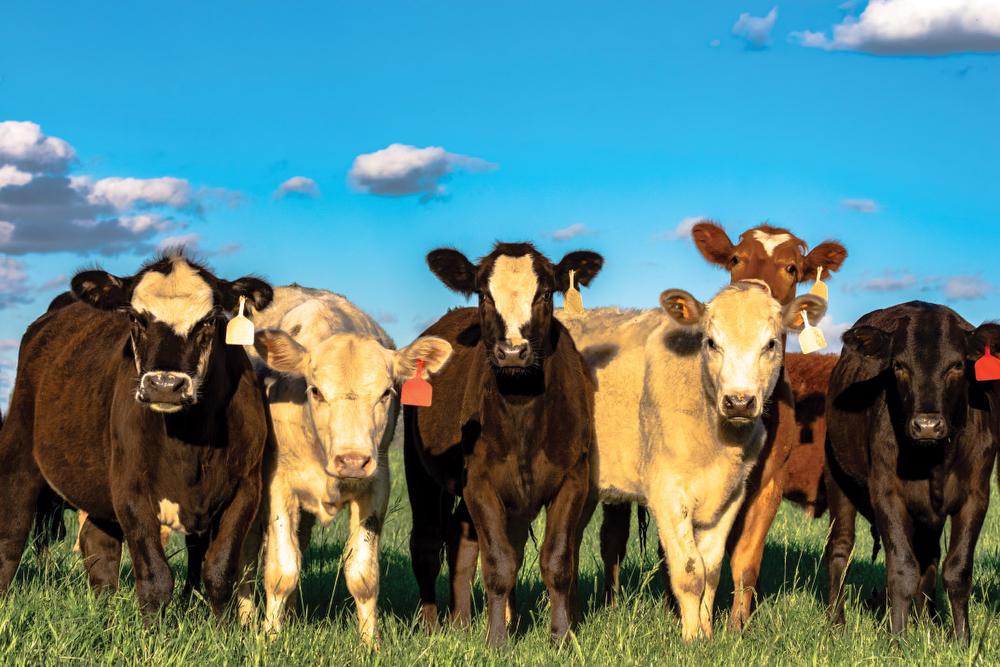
[255,331,451,479]
[661,281,827,424]
[427,242,603,371]
[692,222,847,305]
[71,253,273,413]
[843,308,1000,444]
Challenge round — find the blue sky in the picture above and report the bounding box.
[1,1,999,404]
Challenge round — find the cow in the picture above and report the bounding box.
[824,302,999,643]
[405,242,603,647]
[562,281,825,640]
[0,252,273,618]
[236,285,452,644]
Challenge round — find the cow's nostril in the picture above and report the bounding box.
[517,345,528,360]
[495,345,507,360]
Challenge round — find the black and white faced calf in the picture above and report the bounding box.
[0,252,273,618]
[405,242,602,647]
[824,301,999,643]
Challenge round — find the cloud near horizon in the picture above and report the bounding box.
[842,198,879,213]
[733,7,778,49]
[273,176,320,200]
[349,143,496,203]
[549,223,590,241]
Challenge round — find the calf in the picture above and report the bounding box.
[0,252,272,617]
[406,242,602,647]
[564,281,825,640]
[825,302,998,643]
[238,286,451,643]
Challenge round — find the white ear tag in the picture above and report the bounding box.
[226,296,255,346]
[563,269,584,315]
[797,310,827,354]
[810,266,829,301]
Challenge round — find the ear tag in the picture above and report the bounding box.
[810,266,829,301]
[975,343,1000,381]
[401,358,433,407]
[798,311,827,354]
[226,296,255,346]
[563,269,584,315]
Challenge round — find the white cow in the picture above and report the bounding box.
[239,285,452,644]
[559,281,825,640]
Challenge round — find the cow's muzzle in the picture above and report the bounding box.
[137,371,194,413]
[721,393,758,422]
[326,451,377,479]
[909,413,947,442]
[493,340,532,368]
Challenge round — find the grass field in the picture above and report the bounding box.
[1,425,999,666]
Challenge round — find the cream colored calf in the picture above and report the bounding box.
[239,286,451,644]
[560,281,825,640]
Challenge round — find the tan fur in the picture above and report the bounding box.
[130,258,214,335]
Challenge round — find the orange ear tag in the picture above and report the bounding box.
[226,296,255,346]
[798,311,827,354]
[810,266,829,301]
[563,269,584,315]
[975,343,1000,381]
[401,358,433,407]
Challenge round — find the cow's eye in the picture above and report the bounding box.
[309,386,325,402]
[892,361,908,375]
[127,312,147,329]
[729,256,740,268]
[786,264,798,276]
[948,361,964,373]
[766,339,778,352]
[379,388,393,403]
[706,337,718,351]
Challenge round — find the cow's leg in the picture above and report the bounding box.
[0,415,45,592]
[823,464,856,626]
[202,476,263,619]
[115,496,175,617]
[695,492,745,639]
[286,511,316,618]
[942,494,988,644]
[262,483,300,633]
[540,469,588,647]
[405,437,450,631]
[600,502,631,606]
[872,490,917,636]
[78,515,123,593]
[344,468,389,647]
[236,509,263,626]
[32,487,67,564]
[648,487,705,642]
[183,532,209,598]
[505,515,532,631]
[446,499,478,627]
[464,475,517,648]
[911,522,940,621]
[73,511,88,553]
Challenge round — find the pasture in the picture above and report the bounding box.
[1,423,998,666]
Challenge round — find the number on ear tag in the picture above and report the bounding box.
[563,269,584,315]
[798,311,827,354]
[401,358,433,407]
[810,266,829,301]
[975,343,1000,381]
[226,296,255,346]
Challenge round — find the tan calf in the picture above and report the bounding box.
[561,282,825,640]
[238,286,451,644]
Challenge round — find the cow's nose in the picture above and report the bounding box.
[909,413,947,441]
[722,394,757,420]
[331,453,375,479]
[493,341,531,367]
[139,372,192,407]
[147,373,186,393]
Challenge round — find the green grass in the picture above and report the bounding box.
[2,426,999,666]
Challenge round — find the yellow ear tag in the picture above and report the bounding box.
[563,269,584,315]
[797,310,827,354]
[226,296,255,346]
[810,266,829,301]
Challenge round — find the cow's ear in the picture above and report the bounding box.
[803,241,848,283]
[225,276,273,313]
[555,251,604,292]
[660,289,704,326]
[691,221,734,268]
[782,294,828,332]
[843,325,892,361]
[427,248,477,296]
[393,336,453,381]
[71,270,134,310]
[254,329,308,375]
[967,323,1000,361]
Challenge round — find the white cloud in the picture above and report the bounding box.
[860,274,918,292]
[842,198,880,213]
[549,223,590,241]
[0,256,31,308]
[0,165,33,189]
[943,274,992,300]
[118,213,174,234]
[273,176,320,200]
[88,176,192,211]
[793,0,1000,55]
[733,7,778,49]
[0,221,13,245]
[653,216,704,241]
[157,233,201,251]
[0,121,75,171]
[349,143,496,202]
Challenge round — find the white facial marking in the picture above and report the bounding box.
[750,230,793,257]
[488,255,537,345]
[131,258,214,336]
[157,498,187,534]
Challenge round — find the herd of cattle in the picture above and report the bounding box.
[0,221,997,649]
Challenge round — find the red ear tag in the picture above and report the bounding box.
[975,343,1000,381]
[401,359,433,407]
